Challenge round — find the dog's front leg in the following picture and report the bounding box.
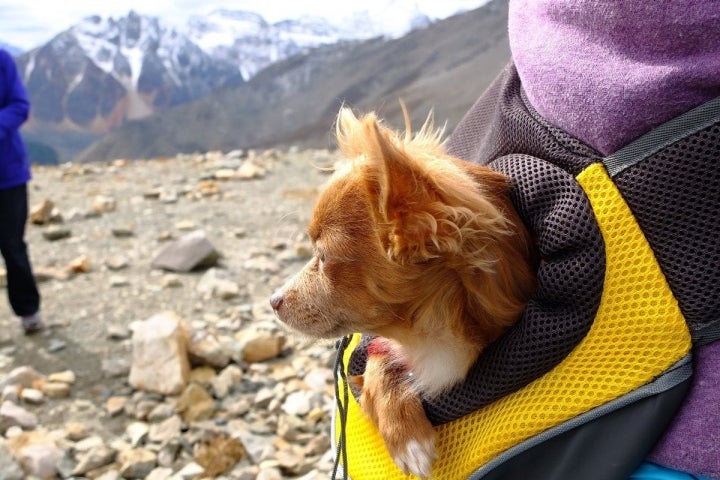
[360,352,437,479]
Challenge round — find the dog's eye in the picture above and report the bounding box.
[312,252,325,271]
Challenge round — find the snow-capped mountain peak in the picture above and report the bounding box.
[14,2,485,139]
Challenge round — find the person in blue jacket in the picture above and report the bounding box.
[0,48,43,334]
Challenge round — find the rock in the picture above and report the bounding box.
[72,445,117,476]
[126,422,150,447]
[237,160,266,179]
[188,331,230,368]
[92,195,117,213]
[156,440,181,468]
[118,447,157,479]
[40,382,71,399]
[146,467,174,480]
[111,225,135,237]
[106,396,128,416]
[74,434,105,452]
[64,421,89,441]
[29,199,55,225]
[213,169,235,181]
[42,226,71,241]
[47,370,76,384]
[20,388,44,404]
[160,274,182,288]
[0,401,37,432]
[210,364,243,399]
[146,403,176,422]
[281,391,313,417]
[257,466,284,480]
[0,366,45,390]
[277,415,307,443]
[107,324,132,340]
[148,415,182,444]
[243,256,281,273]
[276,448,311,476]
[196,268,242,300]
[2,385,19,403]
[109,275,131,287]
[175,384,215,423]
[194,432,245,477]
[304,433,331,457]
[174,220,196,231]
[12,440,63,479]
[188,366,216,388]
[151,230,220,272]
[238,330,286,363]
[143,189,162,200]
[68,254,91,273]
[33,265,71,281]
[47,339,67,353]
[0,438,24,480]
[174,461,205,479]
[237,431,276,464]
[105,254,130,270]
[129,312,190,396]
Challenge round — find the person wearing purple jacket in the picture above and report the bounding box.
[430,2,719,479]
[508,2,718,479]
[0,48,43,334]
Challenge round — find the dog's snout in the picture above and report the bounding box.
[270,292,284,311]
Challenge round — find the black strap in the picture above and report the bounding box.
[603,96,720,177]
[332,335,353,480]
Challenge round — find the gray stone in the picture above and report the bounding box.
[0,401,37,432]
[151,230,220,272]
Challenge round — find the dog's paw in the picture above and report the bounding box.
[391,435,436,479]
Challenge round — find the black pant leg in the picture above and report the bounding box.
[0,184,40,316]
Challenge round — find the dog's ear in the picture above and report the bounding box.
[359,115,450,263]
[336,107,512,265]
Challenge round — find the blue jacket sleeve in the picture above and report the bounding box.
[0,50,30,142]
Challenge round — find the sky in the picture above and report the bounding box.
[0,0,487,51]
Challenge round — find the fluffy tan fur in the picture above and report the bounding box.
[271,107,536,478]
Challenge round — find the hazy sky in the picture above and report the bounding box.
[1,0,486,50]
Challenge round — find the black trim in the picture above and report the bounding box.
[603,96,720,177]
[472,374,692,480]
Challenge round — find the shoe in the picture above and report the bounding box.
[21,313,45,335]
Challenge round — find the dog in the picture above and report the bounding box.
[270,106,536,478]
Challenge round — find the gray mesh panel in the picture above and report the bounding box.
[423,155,604,424]
[613,123,720,338]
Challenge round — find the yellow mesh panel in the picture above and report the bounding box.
[335,163,691,480]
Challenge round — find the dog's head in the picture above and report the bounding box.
[271,108,535,344]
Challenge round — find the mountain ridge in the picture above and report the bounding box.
[75,1,510,163]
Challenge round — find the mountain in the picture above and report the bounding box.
[75,0,510,163]
[1,42,23,55]
[16,12,243,134]
[15,5,467,162]
[184,10,369,80]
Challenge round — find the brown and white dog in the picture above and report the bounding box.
[270,107,536,478]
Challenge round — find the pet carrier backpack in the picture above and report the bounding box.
[332,63,720,480]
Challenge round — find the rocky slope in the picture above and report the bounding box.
[0,146,346,479]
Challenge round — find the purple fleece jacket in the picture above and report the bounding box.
[509,0,720,156]
[508,2,720,477]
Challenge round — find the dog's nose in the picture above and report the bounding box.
[270,292,284,311]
